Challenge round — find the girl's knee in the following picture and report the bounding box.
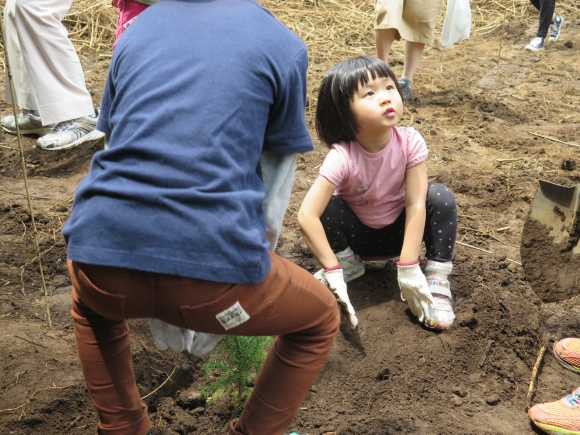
[428,183,456,205]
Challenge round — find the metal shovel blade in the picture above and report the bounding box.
[520,180,580,302]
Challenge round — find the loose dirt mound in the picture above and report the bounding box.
[2,0,580,434]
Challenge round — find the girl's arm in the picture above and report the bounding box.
[400,161,428,263]
[298,175,339,269]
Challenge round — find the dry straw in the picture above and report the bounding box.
[1,0,533,114]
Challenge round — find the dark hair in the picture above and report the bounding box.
[315,56,402,147]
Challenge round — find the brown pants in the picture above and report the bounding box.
[69,252,340,435]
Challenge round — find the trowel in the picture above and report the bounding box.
[520,180,580,303]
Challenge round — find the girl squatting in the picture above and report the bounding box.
[299,55,458,331]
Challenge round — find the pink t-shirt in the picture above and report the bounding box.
[319,126,428,229]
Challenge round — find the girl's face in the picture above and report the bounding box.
[350,74,403,135]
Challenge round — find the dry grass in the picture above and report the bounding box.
[0,0,543,122]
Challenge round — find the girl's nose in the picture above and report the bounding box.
[379,91,390,104]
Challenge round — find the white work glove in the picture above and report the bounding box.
[149,319,193,352]
[323,267,358,329]
[187,331,224,357]
[397,262,435,325]
[149,319,223,356]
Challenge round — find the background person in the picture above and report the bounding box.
[2,0,101,150]
[524,0,564,52]
[374,0,443,100]
[62,0,340,434]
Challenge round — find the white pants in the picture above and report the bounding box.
[3,0,94,125]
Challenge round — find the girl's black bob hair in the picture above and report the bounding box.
[315,55,402,148]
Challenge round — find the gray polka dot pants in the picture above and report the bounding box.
[319,183,457,262]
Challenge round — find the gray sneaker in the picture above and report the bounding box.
[314,248,365,286]
[36,109,104,150]
[525,36,544,52]
[549,15,564,42]
[398,79,413,101]
[1,109,56,135]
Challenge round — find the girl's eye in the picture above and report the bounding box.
[386,85,394,90]
[365,91,374,97]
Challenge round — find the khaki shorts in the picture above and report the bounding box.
[375,0,443,45]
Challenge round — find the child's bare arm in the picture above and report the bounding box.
[298,176,338,269]
[400,161,428,263]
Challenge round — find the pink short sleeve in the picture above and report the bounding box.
[319,144,349,187]
[406,128,428,169]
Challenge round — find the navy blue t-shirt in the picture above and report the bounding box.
[62,0,313,284]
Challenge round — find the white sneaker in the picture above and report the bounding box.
[36,109,104,150]
[525,37,545,52]
[425,294,455,330]
[1,109,56,135]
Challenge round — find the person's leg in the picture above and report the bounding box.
[71,286,151,435]
[401,41,425,82]
[3,0,37,111]
[14,0,94,125]
[320,195,405,258]
[423,183,457,263]
[422,183,457,329]
[535,0,555,38]
[374,28,397,64]
[69,252,340,435]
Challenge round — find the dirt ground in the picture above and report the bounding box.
[1,0,580,434]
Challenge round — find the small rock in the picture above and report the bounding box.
[564,40,573,48]
[453,386,468,398]
[177,387,204,408]
[189,406,204,416]
[486,394,501,406]
[561,159,576,171]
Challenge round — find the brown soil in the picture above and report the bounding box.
[2,1,580,434]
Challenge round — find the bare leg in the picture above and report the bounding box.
[401,41,425,81]
[375,28,397,63]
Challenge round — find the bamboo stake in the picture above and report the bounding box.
[456,241,492,254]
[530,132,580,148]
[0,15,52,327]
[527,345,546,409]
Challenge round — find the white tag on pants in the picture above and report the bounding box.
[215,301,250,331]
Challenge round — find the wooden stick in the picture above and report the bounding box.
[480,340,494,367]
[456,241,492,254]
[0,384,74,413]
[527,345,546,409]
[140,366,177,400]
[494,0,509,85]
[506,258,522,266]
[530,132,580,148]
[14,335,48,348]
[458,226,511,246]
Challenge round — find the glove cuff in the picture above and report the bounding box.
[397,262,422,279]
[397,260,420,267]
[324,264,342,273]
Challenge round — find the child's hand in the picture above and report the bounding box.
[396,262,435,325]
[323,268,359,329]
